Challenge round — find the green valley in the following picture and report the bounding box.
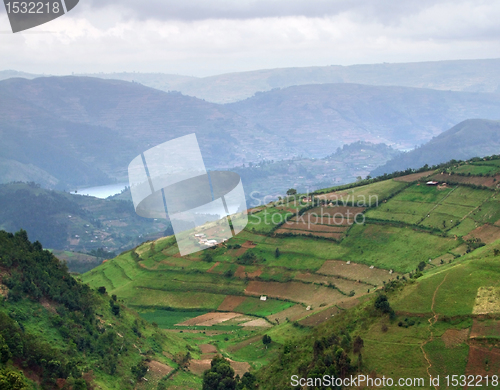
[77,155,500,389]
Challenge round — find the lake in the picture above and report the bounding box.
[71,183,129,199]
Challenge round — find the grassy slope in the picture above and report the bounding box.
[80,159,500,389]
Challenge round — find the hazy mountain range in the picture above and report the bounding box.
[3,58,500,103]
[1,58,500,191]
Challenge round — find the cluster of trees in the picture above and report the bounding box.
[374,294,395,319]
[279,329,359,389]
[202,356,257,390]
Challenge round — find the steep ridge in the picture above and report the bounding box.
[372,119,500,176]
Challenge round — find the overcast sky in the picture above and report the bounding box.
[0,0,499,77]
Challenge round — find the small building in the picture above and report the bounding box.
[260,296,267,301]
[206,240,218,245]
[426,181,439,186]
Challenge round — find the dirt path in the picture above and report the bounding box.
[420,273,448,389]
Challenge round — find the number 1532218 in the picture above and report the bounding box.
[5,2,61,14]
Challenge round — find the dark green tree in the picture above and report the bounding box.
[0,368,26,390]
[202,356,236,390]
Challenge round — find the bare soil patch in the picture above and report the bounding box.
[177,312,242,326]
[441,328,469,348]
[244,281,345,306]
[217,295,247,311]
[242,241,257,248]
[240,318,272,327]
[465,340,500,378]
[188,359,212,376]
[295,273,370,296]
[206,261,220,273]
[430,173,500,188]
[299,305,341,327]
[465,224,500,244]
[473,287,500,315]
[233,266,262,279]
[317,260,397,285]
[394,171,434,182]
[470,319,500,339]
[189,359,250,377]
[147,360,174,377]
[199,344,217,354]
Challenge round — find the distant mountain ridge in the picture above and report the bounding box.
[2,76,500,190]
[3,58,500,103]
[371,119,500,176]
[228,83,500,154]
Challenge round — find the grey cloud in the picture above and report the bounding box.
[80,0,452,22]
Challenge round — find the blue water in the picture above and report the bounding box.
[71,183,128,199]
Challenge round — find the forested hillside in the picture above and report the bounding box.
[0,230,195,389]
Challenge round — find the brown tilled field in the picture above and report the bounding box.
[239,318,272,327]
[470,319,500,339]
[295,273,371,295]
[441,328,469,348]
[465,224,500,244]
[298,305,341,327]
[465,341,500,378]
[233,265,262,279]
[177,312,242,326]
[393,171,434,182]
[317,260,398,285]
[217,295,247,311]
[206,261,220,273]
[244,280,345,306]
[429,173,500,188]
[190,359,249,378]
[147,360,174,377]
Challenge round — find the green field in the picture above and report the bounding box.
[234,298,295,317]
[138,309,210,328]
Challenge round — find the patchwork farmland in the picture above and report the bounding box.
[81,156,500,384]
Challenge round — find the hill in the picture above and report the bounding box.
[2,77,500,191]
[0,229,199,390]
[0,182,170,257]
[0,76,286,189]
[80,155,500,388]
[171,58,500,103]
[372,119,500,176]
[6,58,500,103]
[228,83,500,154]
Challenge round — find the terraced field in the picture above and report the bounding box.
[79,161,500,387]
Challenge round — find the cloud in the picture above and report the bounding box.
[0,0,499,76]
[78,0,455,22]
